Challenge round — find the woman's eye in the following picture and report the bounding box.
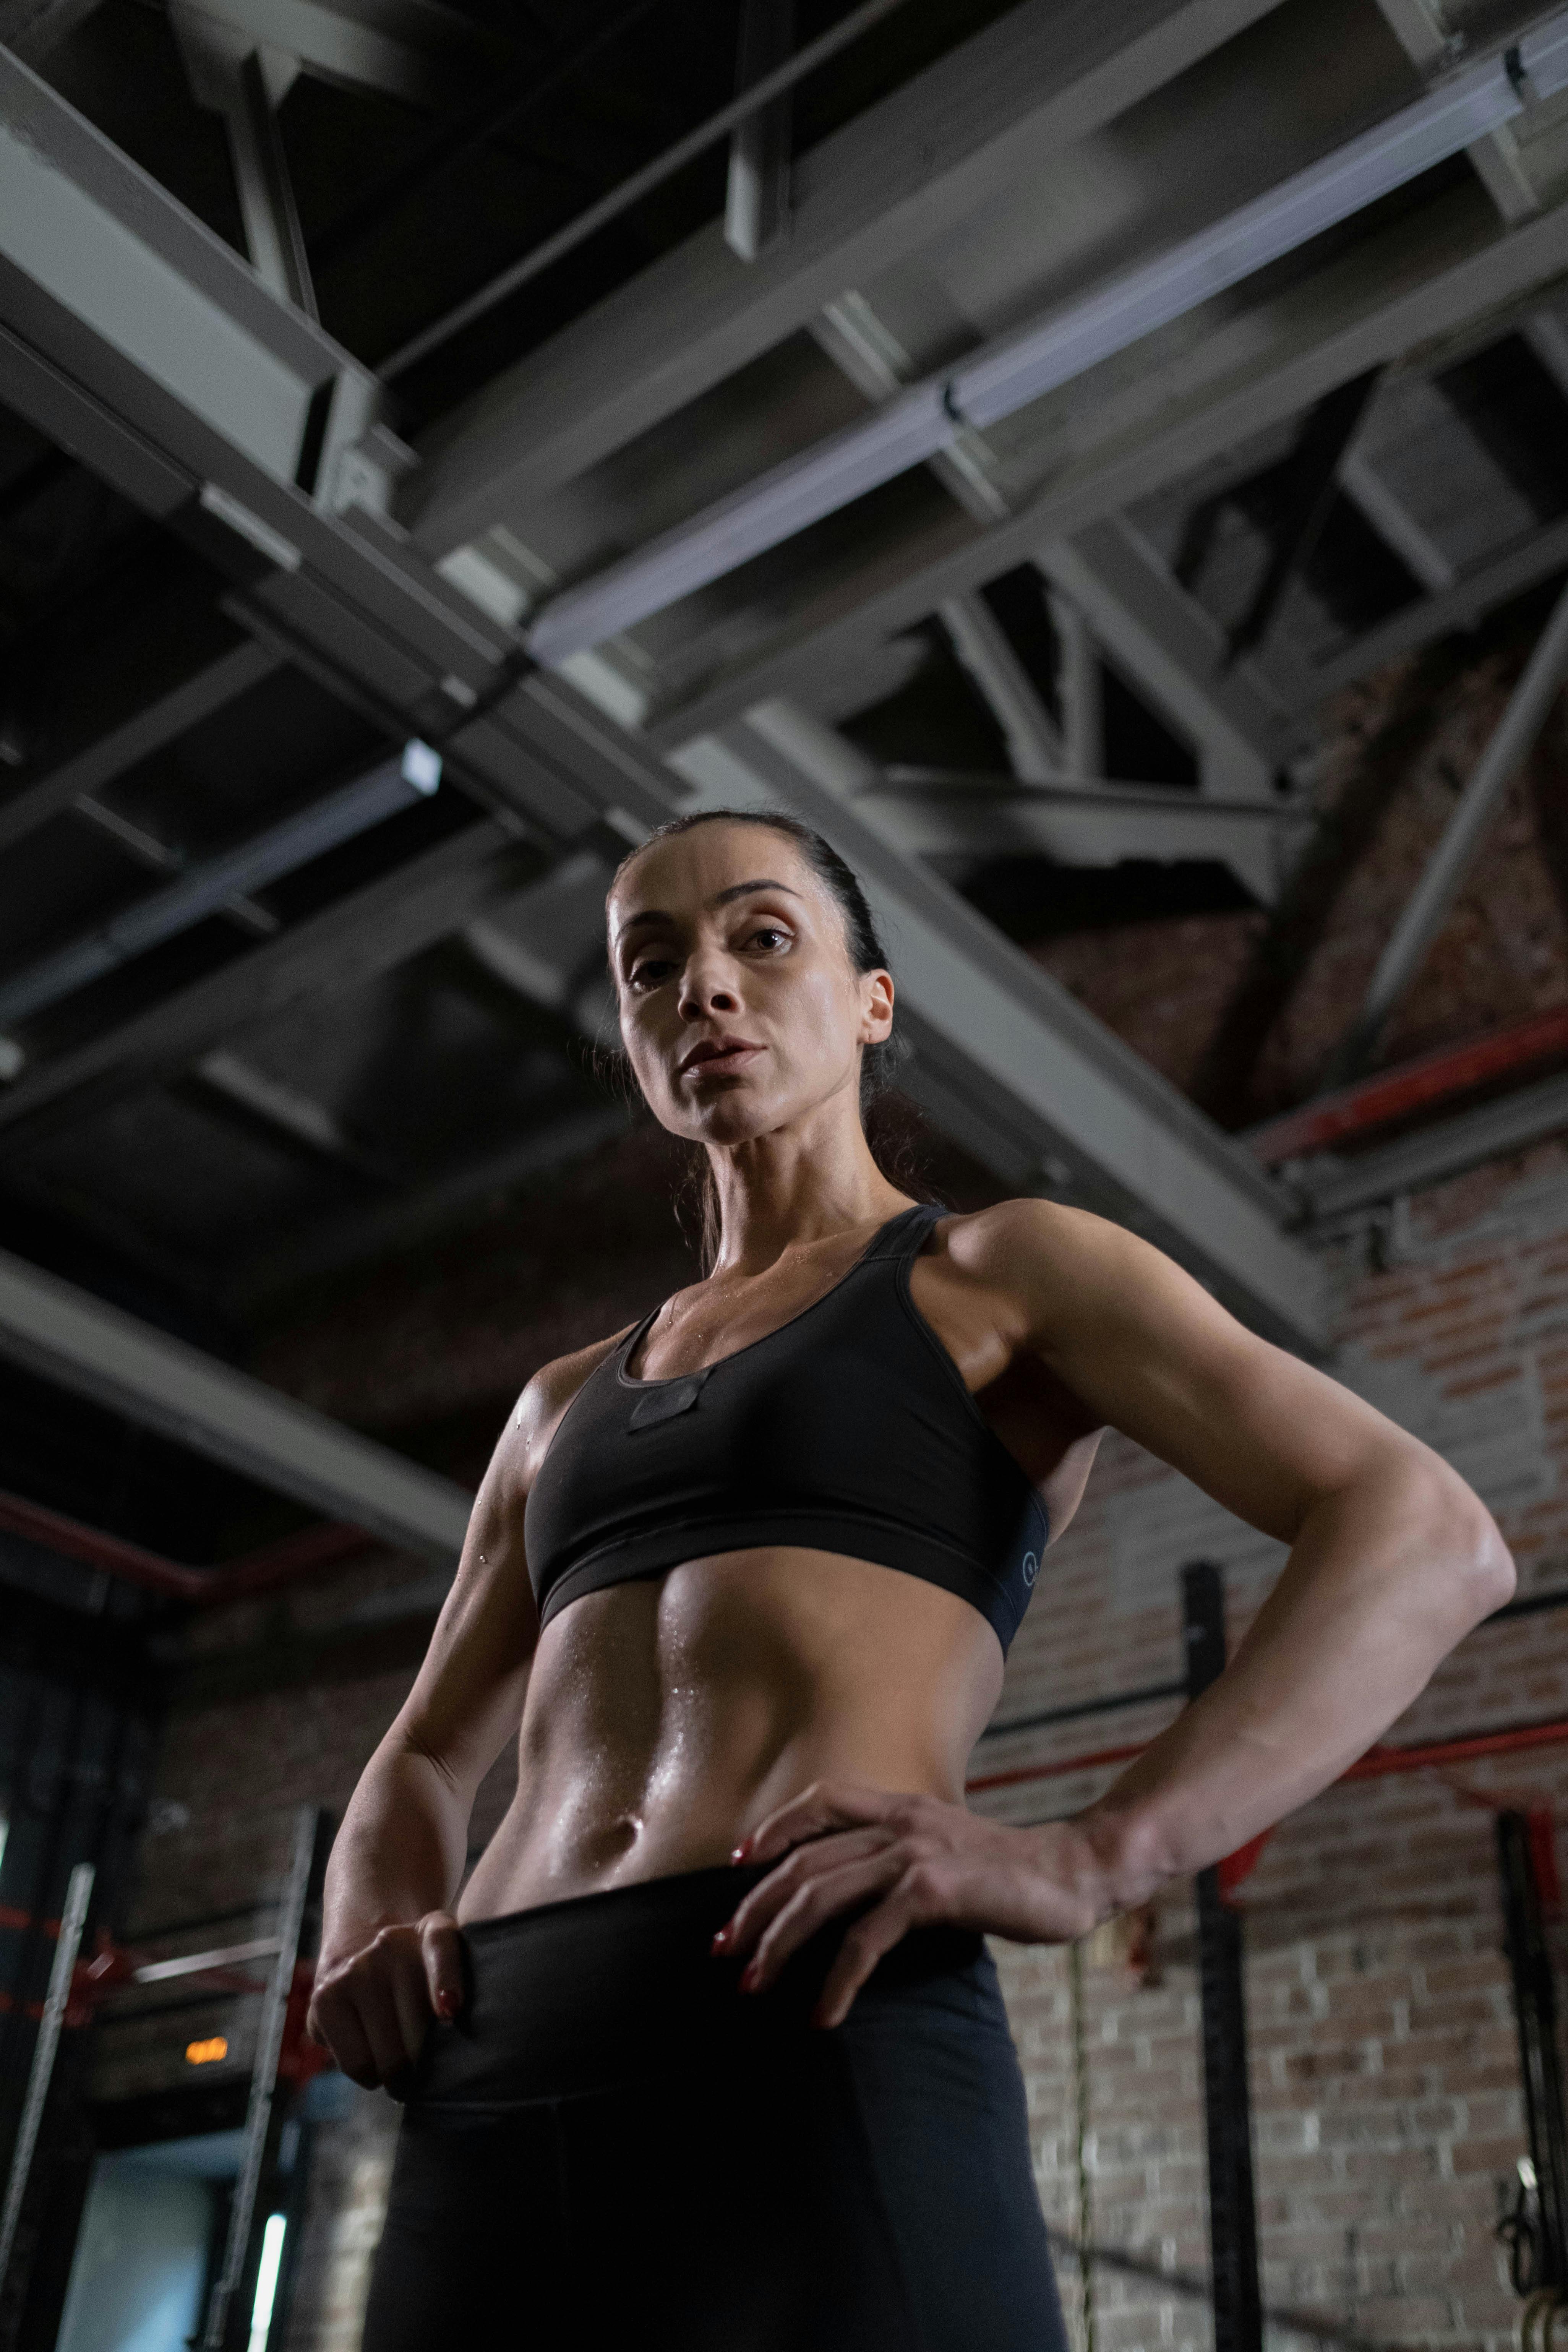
[628,958,673,989]
[746,926,789,952]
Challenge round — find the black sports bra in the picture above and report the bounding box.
[524,1204,1049,1655]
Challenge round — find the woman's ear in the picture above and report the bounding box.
[859,969,895,1045]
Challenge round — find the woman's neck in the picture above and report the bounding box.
[705,1117,908,1280]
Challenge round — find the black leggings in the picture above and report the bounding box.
[361,1864,1070,2352]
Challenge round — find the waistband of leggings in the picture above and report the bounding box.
[409,1860,995,2112]
[458,1859,769,1948]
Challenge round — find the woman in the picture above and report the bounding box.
[311,808,1511,2351]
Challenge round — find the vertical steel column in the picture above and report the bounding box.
[1498,1810,1568,2290]
[201,1806,322,2351]
[725,0,794,261]
[1184,1562,1264,2352]
[0,1862,93,2303]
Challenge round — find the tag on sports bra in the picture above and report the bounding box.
[628,1375,706,1430]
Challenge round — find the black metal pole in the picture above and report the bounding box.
[1498,1810,1568,2292]
[1184,1562,1265,2352]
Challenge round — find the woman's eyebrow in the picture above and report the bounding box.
[713,879,801,906]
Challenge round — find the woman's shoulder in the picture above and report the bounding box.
[507,1322,640,1485]
[933,1195,1115,1271]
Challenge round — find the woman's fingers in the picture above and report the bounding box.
[309,1921,458,2088]
[736,1779,912,1865]
[419,1912,464,2020]
[738,1850,908,1994]
[350,1965,422,2088]
[813,1867,950,2029]
[307,1985,378,2086]
[713,1827,892,1959]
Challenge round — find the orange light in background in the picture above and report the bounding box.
[185,2035,228,2066]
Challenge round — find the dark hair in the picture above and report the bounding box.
[605,806,927,1264]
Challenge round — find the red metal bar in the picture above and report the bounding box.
[967,1740,1150,1793]
[1247,1004,1568,1166]
[966,1713,1568,1797]
[0,1488,373,1605]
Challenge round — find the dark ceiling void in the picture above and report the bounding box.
[978,568,1062,721]
[962,856,1257,947]
[1435,333,1568,524]
[1099,663,1199,793]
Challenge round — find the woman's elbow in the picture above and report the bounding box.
[1425,1459,1514,1625]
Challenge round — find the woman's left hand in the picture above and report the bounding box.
[710,1781,1106,2028]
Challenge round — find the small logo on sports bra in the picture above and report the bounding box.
[1021,1551,1038,1588]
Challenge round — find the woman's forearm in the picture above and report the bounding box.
[319,1734,473,1969]
[1070,1447,1514,1914]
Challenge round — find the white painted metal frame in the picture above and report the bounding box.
[521,18,1568,666]
[0,1249,474,1557]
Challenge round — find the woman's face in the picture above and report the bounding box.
[606,821,893,1150]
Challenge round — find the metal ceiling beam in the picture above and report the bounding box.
[0,639,281,857]
[1301,511,1568,702]
[407,0,1294,552]
[642,178,1568,751]
[0,47,684,832]
[725,0,795,264]
[938,595,1061,784]
[852,772,1300,904]
[1300,1067,1568,1223]
[0,1246,473,1560]
[1374,0,1545,224]
[0,740,442,1039]
[1036,520,1283,793]
[1336,441,1455,594]
[166,0,507,107]
[173,22,317,318]
[673,703,1325,1350]
[517,23,1568,667]
[0,817,520,1153]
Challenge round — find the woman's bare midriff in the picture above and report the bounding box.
[456,1543,1004,1923]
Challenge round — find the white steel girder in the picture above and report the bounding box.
[0,1249,474,1559]
[643,176,1568,749]
[405,0,1295,555]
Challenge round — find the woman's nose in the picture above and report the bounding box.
[679,959,738,1018]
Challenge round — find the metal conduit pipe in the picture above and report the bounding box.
[522,12,1568,667]
[0,740,442,1040]
[1249,1004,1568,1166]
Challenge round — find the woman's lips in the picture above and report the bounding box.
[681,1041,763,1078]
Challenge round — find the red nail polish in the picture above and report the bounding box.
[709,1929,730,1955]
[435,1990,456,2019]
[730,1844,749,1864]
[740,1960,761,1993]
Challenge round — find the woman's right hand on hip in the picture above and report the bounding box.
[305,1912,464,2092]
